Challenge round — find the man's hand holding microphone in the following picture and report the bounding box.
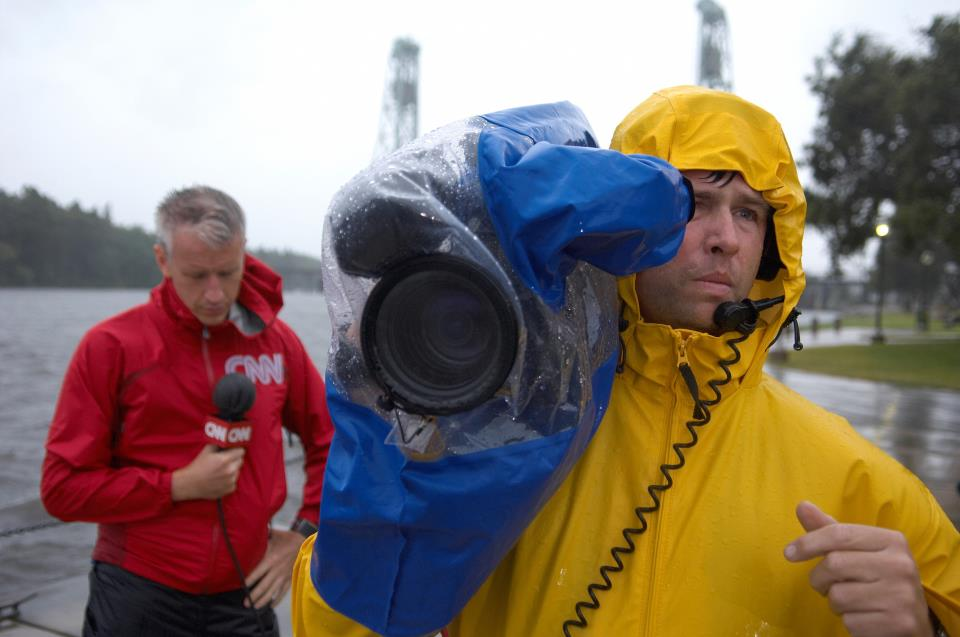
[171,444,245,501]
[172,372,254,501]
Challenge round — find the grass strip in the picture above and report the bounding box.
[776,340,960,390]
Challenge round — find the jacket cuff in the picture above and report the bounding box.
[294,505,320,527]
[160,470,175,506]
[930,609,948,637]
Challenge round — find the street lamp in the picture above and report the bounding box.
[871,221,891,344]
[918,250,935,331]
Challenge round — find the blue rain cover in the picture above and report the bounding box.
[314,102,691,637]
[478,103,691,308]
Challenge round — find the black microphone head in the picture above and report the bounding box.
[713,296,787,335]
[213,373,256,421]
[713,300,758,335]
[714,301,747,332]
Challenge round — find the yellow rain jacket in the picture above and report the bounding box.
[293,86,960,636]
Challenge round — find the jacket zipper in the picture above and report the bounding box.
[207,515,220,595]
[642,336,696,637]
[201,326,215,386]
[201,325,218,593]
[677,337,705,420]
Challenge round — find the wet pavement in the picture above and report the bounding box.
[791,323,960,349]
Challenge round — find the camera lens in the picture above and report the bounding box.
[361,255,518,415]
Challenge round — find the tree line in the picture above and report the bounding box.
[0,186,322,290]
[805,13,959,321]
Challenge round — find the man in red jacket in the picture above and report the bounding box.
[41,186,333,636]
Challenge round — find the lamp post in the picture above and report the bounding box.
[871,222,890,344]
[918,250,935,331]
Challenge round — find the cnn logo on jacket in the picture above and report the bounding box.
[225,354,284,385]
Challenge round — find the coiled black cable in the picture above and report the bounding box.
[560,332,749,637]
[217,498,269,637]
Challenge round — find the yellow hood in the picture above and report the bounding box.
[611,86,806,376]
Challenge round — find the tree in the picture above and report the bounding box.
[805,14,960,323]
[0,186,322,290]
[895,17,960,259]
[805,34,907,274]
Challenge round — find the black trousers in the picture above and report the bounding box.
[82,561,280,637]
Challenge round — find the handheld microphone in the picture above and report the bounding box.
[204,373,256,449]
[206,372,266,635]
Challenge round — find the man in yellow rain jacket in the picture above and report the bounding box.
[293,86,959,636]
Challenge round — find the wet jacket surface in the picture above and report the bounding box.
[42,255,333,595]
[292,87,959,635]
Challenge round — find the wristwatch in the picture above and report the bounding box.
[290,517,319,538]
[930,610,948,637]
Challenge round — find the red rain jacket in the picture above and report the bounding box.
[41,255,333,594]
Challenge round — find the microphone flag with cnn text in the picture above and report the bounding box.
[203,372,256,449]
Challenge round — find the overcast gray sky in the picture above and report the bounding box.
[2,0,957,276]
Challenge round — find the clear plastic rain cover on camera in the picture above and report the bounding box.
[314,102,692,637]
[323,118,617,457]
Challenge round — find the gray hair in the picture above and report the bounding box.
[155,186,246,253]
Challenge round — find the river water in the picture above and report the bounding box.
[1,288,957,604]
